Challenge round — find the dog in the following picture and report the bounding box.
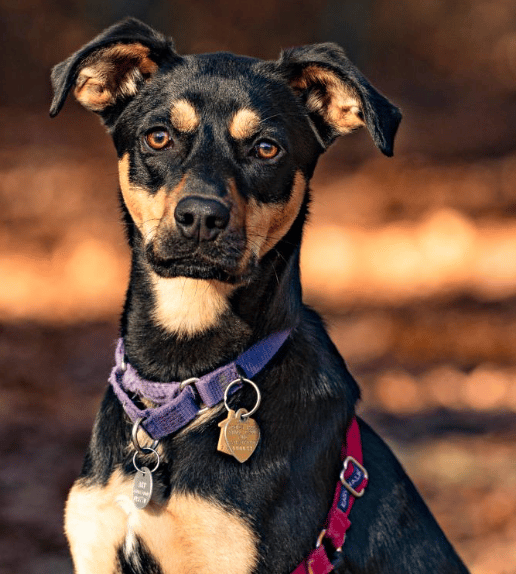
[51,17,470,574]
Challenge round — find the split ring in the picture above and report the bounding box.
[132,447,160,474]
[224,377,261,419]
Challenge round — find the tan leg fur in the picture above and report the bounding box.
[65,470,258,574]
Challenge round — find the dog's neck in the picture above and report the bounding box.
[120,227,304,383]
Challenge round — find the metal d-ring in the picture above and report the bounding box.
[179,377,209,415]
[315,528,343,553]
[132,447,160,474]
[179,377,200,391]
[223,377,261,419]
[132,417,159,455]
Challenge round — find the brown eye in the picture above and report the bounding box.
[145,129,172,150]
[254,140,280,160]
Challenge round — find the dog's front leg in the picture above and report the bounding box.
[64,471,131,573]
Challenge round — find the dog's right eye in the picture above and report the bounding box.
[145,129,172,150]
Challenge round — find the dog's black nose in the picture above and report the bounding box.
[174,196,230,241]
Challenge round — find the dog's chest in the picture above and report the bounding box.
[65,469,258,574]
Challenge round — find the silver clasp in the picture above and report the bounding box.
[340,456,368,498]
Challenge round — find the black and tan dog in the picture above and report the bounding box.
[51,18,469,574]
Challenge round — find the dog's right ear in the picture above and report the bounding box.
[50,18,179,121]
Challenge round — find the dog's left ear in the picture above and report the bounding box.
[50,18,179,121]
[279,43,401,156]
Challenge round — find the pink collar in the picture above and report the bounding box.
[292,417,368,574]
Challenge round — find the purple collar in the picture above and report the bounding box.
[109,330,292,440]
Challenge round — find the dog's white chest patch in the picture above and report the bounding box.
[65,470,257,574]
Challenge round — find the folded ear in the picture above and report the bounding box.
[279,43,401,156]
[50,17,179,121]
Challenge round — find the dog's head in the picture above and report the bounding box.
[51,18,401,286]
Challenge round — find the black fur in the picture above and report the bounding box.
[52,18,469,574]
[117,536,164,574]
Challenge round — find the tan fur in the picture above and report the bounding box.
[65,471,257,574]
[65,472,130,573]
[229,108,261,140]
[125,493,257,574]
[151,275,233,338]
[170,99,201,133]
[74,44,158,112]
[118,154,185,242]
[245,170,306,261]
[290,65,365,133]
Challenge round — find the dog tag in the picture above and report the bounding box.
[217,409,236,455]
[223,408,260,463]
[133,467,153,509]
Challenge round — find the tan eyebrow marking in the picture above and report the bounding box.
[229,108,261,140]
[170,99,201,133]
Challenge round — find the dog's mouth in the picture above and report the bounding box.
[145,235,252,283]
[148,255,239,282]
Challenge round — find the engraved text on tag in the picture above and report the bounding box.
[133,467,153,509]
[223,408,260,463]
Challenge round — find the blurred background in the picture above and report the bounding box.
[2,0,516,572]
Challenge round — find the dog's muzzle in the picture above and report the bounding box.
[146,195,246,281]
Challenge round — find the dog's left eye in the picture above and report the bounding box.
[252,140,280,160]
[145,129,172,150]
